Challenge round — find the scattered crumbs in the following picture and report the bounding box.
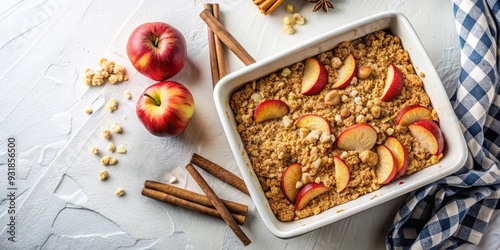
[111,121,122,134]
[117,145,127,154]
[102,129,111,140]
[420,72,426,78]
[336,209,344,213]
[99,170,109,181]
[106,98,119,112]
[371,194,378,200]
[101,156,112,166]
[115,188,126,197]
[91,146,99,155]
[85,108,93,114]
[109,157,118,165]
[84,58,128,86]
[124,91,132,100]
[399,181,405,185]
[107,143,116,153]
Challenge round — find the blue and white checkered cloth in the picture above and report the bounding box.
[386,0,500,249]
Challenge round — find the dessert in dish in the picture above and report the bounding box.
[230,30,444,221]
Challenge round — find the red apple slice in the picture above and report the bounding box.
[380,64,404,102]
[395,105,433,126]
[383,137,409,179]
[295,183,328,210]
[295,114,331,133]
[253,100,289,123]
[334,156,350,192]
[331,54,356,89]
[336,123,378,151]
[408,120,444,156]
[376,145,398,184]
[301,58,328,95]
[280,163,303,203]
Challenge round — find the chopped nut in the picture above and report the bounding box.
[301,173,313,184]
[168,176,178,184]
[359,150,378,167]
[420,72,426,78]
[386,127,395,136]
[85,108,93,114]
[117,146,127,154]
[354,96,362,105]
[307,130,321,143]
[335,114,342,123]
[124,91,132,100]
[285,3,294,13]
[320,131,332,143]
[111,121,123,134]
[331,57,342,68]
[281,67,291,77]
[99,170,109,181]
[341,95,350,103]
[322,178,332,187]
[282,24,295,35]
[107,143,116,153]
[109,157,118,165]
[250,92,263,102]
[357,66,371,79]
[299,128,310,139]
[295,181,304,189]
[315,177,321,184]
[350,76,358,85]
[324,90,341,106]
[115,188,126,197]
[282,116,293,128]
[356,115,366,123]
[340,108,350,118]
[102,129,111,140]
[106,98,119,112]
[370,106,381,118]
[294,13,306,25]
[101,156,112,166]
[91,146,99,155]
[283,16,296,25]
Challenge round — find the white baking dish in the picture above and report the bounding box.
[213,11,467,238]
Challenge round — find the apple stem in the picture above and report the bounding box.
[154,37,159,48]
[143,93,161,106]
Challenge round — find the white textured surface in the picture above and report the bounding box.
[0,0,498,249]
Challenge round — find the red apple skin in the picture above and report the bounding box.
[409,120,444,156]
[331,54,356,89]
[127,22,187,81]
[280,163,302,203]
[383,137,409,180]
[301,58,328,95]
[381,64,404,102]
[395,105,433,126]
[136,81,195,137]
[295,183,328,210]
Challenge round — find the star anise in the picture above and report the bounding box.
[307,0,334,13]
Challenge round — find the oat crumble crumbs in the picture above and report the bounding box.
[117,145,127,154]
[107,143,116,153]
[102,129,111,140]
[115,188,126,197]
[91,146,99,155]
[111,121,123,133]
[84,58,128,86]
[85,108,93,114]
[101,156,112,166]
[99,170,109,181]
[106,98,119,112]
[124,91,132,100]
[229,30,443,222]
[109,157,118,165]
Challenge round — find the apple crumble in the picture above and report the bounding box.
[230,30,444,221]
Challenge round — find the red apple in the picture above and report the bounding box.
[334,156,350,192]
[253,100,289,123]
[395,105,433,126]
[136,81,195,137]
[295,183,328,210]
[375,145,397,184]
[383,137,409,179]
[336,123,378,151]
[380,64,404,102]
[301,58,328,95]
[331,54,356,89]
[408,120,444,156]
[295,114,331,133]
[280,163,302,203]
[127,22,187,81]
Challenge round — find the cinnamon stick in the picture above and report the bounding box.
[186,163,251,246]
[199,9,256,66]
[141,187,246,225]
[144,180,248,215]
[212,3,226,81]
[204,3,220,86]
[191,153,250,196]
